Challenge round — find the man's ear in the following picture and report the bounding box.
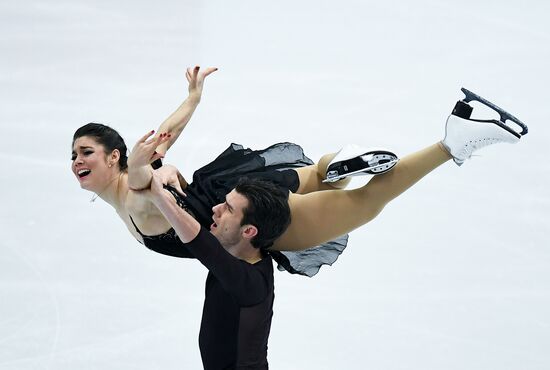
[241,225,258,241]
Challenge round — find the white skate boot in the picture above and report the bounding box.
[324,144,399,183]
[442,88,528,166]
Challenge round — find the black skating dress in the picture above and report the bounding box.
[132,142,348,277]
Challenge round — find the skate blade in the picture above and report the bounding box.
[323,158,399,183]
[461,87,528,136]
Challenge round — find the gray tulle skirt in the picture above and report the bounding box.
[179,142,349,277]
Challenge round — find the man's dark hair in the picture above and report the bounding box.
[235,178,291,250]
[73,123,129,171]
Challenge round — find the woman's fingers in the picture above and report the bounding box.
[142,132,171,147]
[192,65,200,79]
[139,130,155,143]
[186,65,218,85]
[150,151,165,163]
[136,133,171,158]
[154,132,172,144]
[202,67,218,77]
[186,65,217,94]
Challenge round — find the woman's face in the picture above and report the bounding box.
[71,136,114,192]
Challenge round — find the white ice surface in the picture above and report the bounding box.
[1,0,549,369]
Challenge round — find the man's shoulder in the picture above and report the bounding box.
[254,253,274,281]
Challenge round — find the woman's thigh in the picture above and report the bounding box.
[271,189,382,251]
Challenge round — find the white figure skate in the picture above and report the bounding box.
[443,88,528,166]
[324,144,399,183]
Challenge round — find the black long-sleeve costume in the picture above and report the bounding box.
[131,219,274,369]
[185,228,274,369]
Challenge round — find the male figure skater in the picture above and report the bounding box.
[149,168,291,369]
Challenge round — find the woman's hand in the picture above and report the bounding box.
[187,66,218,101]
[128,130,172,169]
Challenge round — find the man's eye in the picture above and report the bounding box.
[84,151,93,155]
[71,155,76,161]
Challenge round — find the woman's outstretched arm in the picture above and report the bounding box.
[127,66,217,190]
[155,66,217,156]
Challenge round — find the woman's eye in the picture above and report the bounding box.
[71,150,93,160]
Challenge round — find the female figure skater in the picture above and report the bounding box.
[72,68,527,276]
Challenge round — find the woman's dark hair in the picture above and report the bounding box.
[73,123,128,171]
[235,178,291,250]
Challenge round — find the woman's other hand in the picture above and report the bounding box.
[187,65,218,101]
[128,130,171,169]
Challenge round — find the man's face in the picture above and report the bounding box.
[210,190,249,248]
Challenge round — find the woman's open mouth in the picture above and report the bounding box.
[77,169,91,180]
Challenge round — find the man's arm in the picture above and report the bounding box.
[150,172,201,243]
[149,170,269,306]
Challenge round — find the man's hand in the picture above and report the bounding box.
[149,165,201,244]
[187,66,218,101]
[150,164,187,200]
[128,130,171,169]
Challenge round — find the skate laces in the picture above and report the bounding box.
[458,137,502,160]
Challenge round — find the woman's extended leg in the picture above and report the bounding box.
[293,153,351,194]
[272,142,451,251]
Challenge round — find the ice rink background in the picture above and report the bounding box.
[1,0,549,369]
